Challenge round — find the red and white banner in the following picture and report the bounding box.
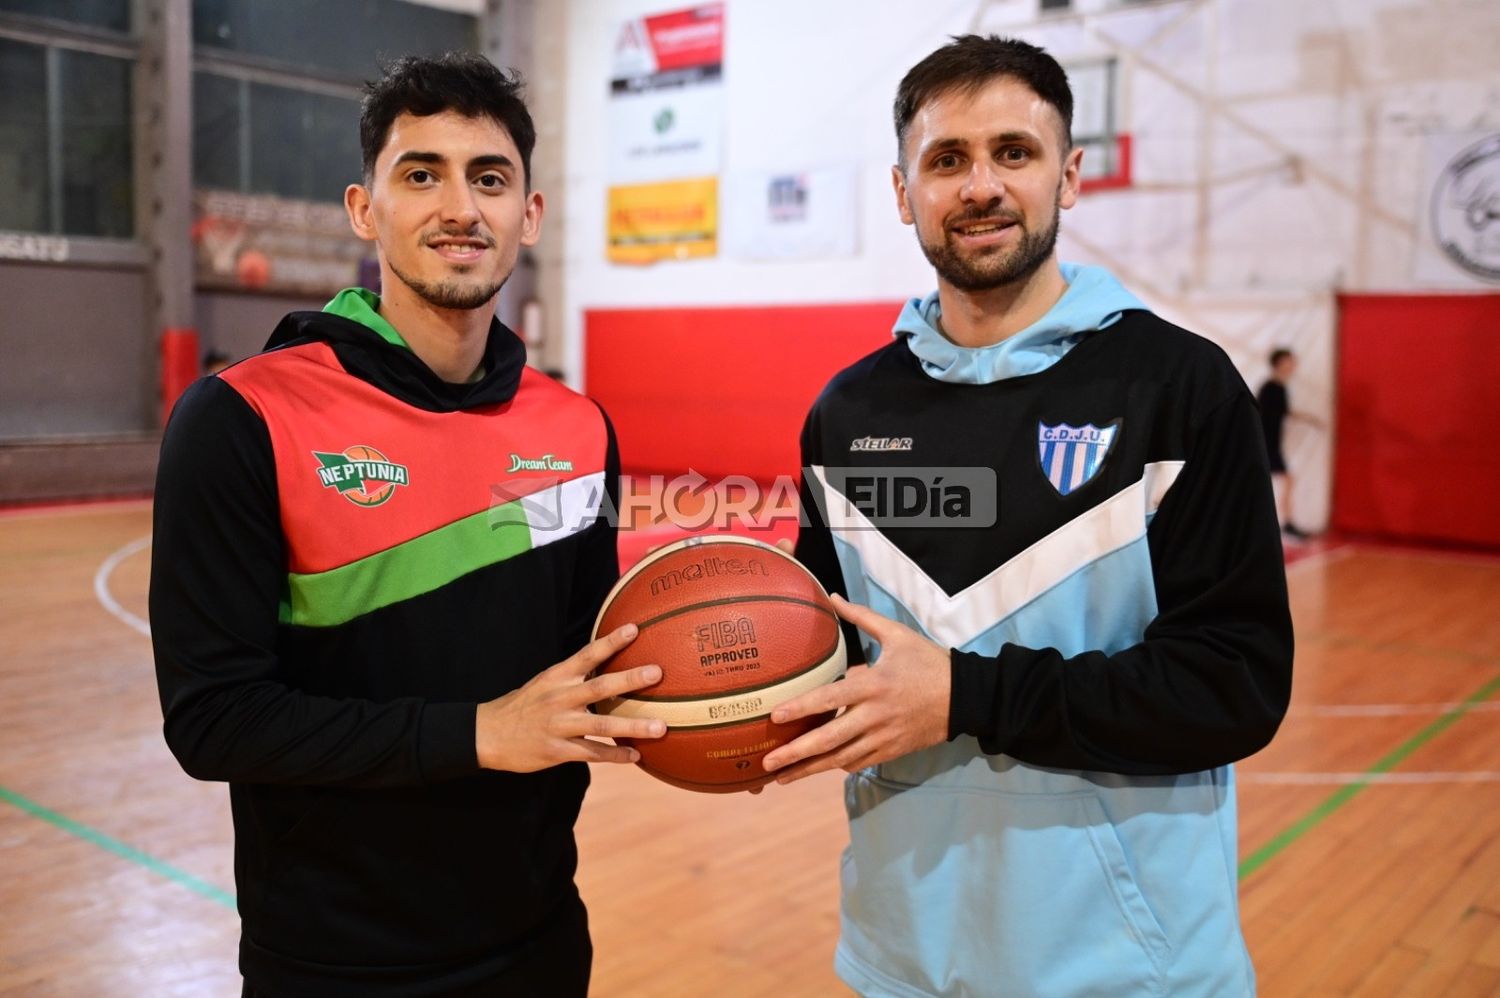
[611,3,723,92]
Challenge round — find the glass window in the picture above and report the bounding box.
[0,38,132,236]
[0,38,48,233]
[193,72,361,203]
[59,49,133,237]
[248,83,361,202]
[193,71,243,190]
[0,0,129,32]
[189,0,472,205]
[193,0,476,81]
[1068,59,1118,181]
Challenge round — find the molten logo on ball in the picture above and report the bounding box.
[649,555,767,595]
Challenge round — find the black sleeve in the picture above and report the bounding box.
[948,390,1293,775]
[149,377,479,788]
[793,405,867,665]
[1256,381,1287,445]
[561,404,622,654]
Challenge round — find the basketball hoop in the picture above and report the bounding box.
[192,215,248,276]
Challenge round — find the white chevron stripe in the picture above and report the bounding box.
[811,461,1185,649]
[524,471,607,549]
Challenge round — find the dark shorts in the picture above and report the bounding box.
[242,895,591,998]
[1267,447,1287,474]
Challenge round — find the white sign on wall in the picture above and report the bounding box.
[607,84,725,184]
[723,166,859,261]
[608,3,725,184]
[0,231,69,262]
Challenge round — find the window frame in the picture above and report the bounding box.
[191,51,363,202]
[1065,56,1122,184]
[0,9,140,246]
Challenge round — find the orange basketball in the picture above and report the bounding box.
[592,535,846,793]
[236,248,271,288]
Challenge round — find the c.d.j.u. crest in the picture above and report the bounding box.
[1037,421,1120,496]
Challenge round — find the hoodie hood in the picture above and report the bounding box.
[264,287,526,412]
[894,262,1148,385]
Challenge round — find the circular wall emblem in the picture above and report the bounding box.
[1430,134,1500,282]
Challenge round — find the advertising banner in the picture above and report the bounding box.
[607,177,718,264]
[607,4,724,263]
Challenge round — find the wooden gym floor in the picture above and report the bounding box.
[1,499,1498,996]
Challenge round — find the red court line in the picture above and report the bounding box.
[1333,533,1500,564]
[0,495,152,519]
[1277,532,1500,569]
[1281,537,1344,567]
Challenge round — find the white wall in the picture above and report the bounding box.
[545,0,1500,531]
[552,0,936,314]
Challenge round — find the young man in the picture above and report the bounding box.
[150,54,664,997]
[1257,346,1323,540]
[765,36,1294,997]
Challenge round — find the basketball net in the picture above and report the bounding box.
[194,216,248,276]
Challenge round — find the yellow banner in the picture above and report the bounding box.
[607,177,718,264]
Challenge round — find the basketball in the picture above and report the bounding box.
[592,535,846,793]
[236,248,271,288]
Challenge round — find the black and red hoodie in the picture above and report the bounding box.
[149,289,619,995]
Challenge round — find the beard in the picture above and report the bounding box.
[387,264,505,311]
[388,230,506,311]
[917,199,1061,293]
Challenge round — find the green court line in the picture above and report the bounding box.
[6,666,1498,905]
[0,785,236,909]
[1239,671,1500,881]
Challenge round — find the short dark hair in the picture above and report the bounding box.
[1270,348,1294,367]
[360,52,536,186]
[894,35,1073,169]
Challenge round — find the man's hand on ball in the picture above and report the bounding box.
[761,596,950,783]
[475,623,666,773]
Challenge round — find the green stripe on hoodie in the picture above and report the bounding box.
[280,500,532,628]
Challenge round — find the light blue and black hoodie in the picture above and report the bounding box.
[794,263,1292,997]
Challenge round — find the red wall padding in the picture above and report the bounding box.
[585,303,901,481]
[160,326,201,425]
[1333,293,1500,548]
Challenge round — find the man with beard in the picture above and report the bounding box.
[764,36,1292,997]
[150,54,664,996]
